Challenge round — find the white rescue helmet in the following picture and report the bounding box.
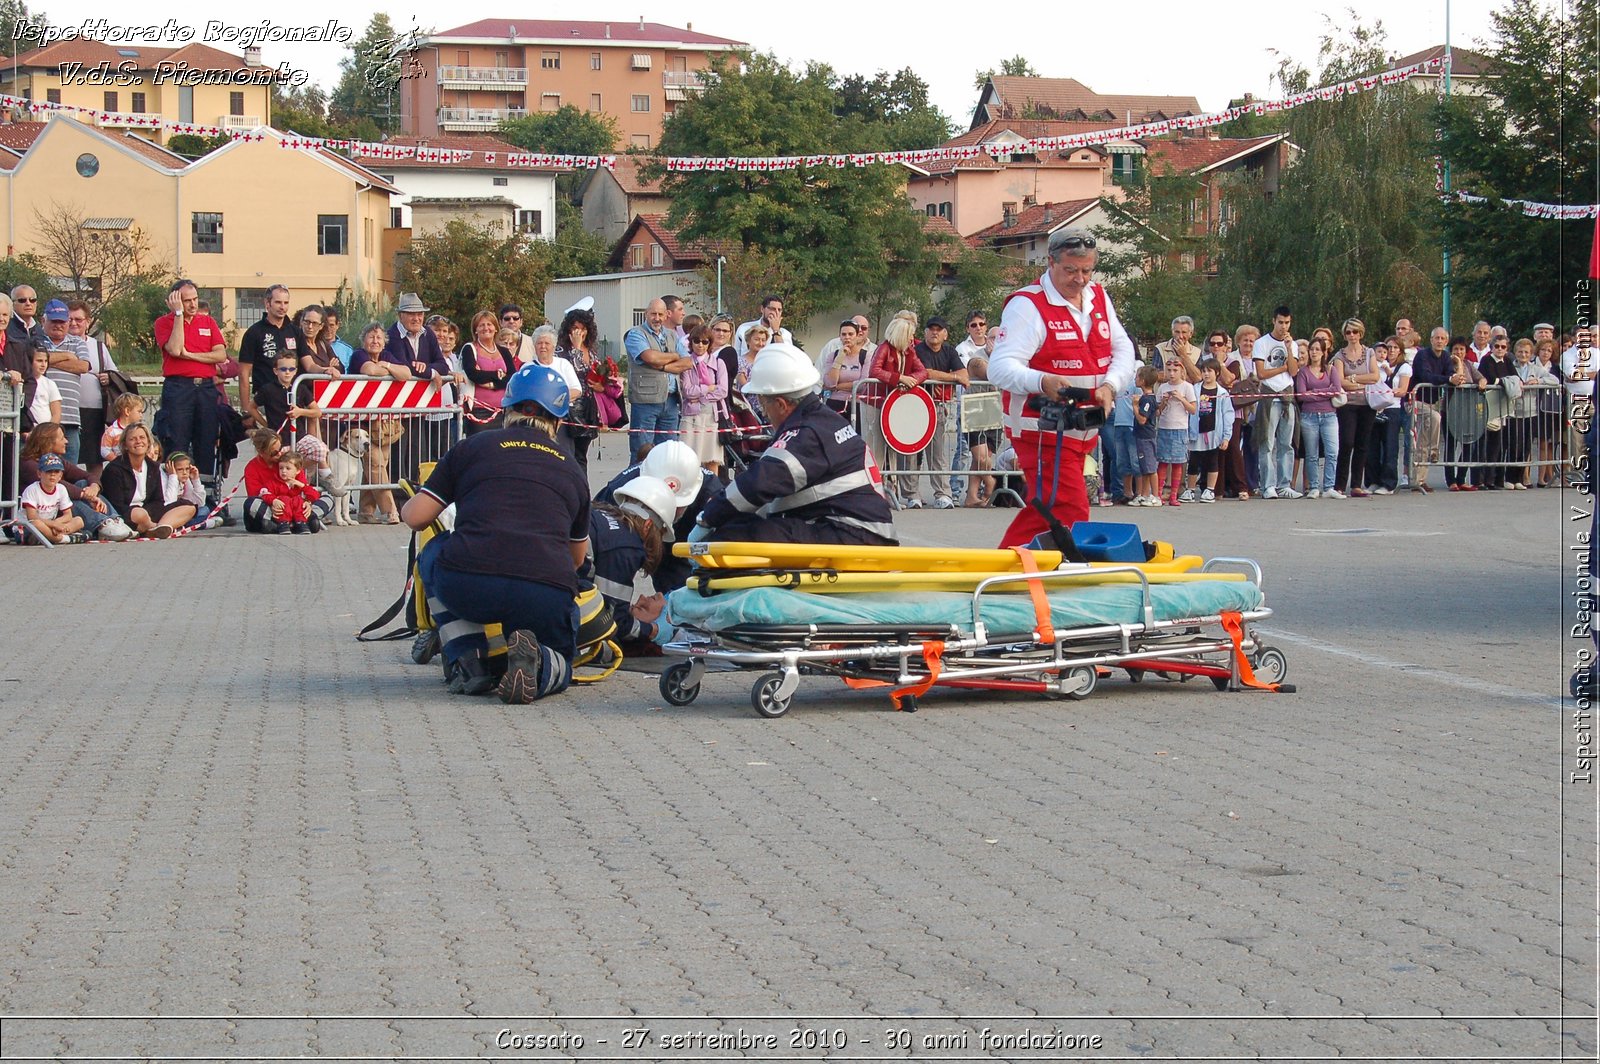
[742,342,820,396]
[639,440,701,507]
[614,475,677,531]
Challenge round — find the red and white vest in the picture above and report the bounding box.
[999,281,1113,443]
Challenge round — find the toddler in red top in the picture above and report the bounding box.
[259,451,322,534]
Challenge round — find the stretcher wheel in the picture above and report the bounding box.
[1061,666,1096,700]
[751,673,793,718]
[659,662,700,706]
[1251,646,1288,686]
[410,629,440,665]
[1210,675,1231,692]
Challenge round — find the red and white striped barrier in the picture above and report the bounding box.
[312,379,444,417]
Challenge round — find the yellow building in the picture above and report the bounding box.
[0,40,276,146]
[0,117,398,336]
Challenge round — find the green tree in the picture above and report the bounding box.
[272,84,345,140]
[973,55,1039,91]
[499,106,619,157]
[398,220,558,328]
[834,69,952,151]
[1093,168,1210,346]
[548,198,612,279]
[1202,18,1441,334]
[98,281,169,362]
[331,13,406,135]
[0,1,46,62]
[1437,0,1597,330]
[165,133,231,159]
[0,253,56,304]
[654,52,937,321]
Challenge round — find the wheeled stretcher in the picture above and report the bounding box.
[657,539,1291,718]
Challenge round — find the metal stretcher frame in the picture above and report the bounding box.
[658,558,1289,718]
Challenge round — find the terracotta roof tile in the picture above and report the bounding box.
[914,119,1119,175]
[967,198,1100,243]
[429,19,744,48]
[1141,134,1285,175]
[370,133,548,171]
[984,77,1199,124]
[607,155,664,195]
[0,122,48,153]
[609,213,735,268]
[13,39,252,70]
[1388,44,1495,77]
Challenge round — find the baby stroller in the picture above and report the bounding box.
[718,390,771,478]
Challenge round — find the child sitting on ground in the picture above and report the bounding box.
[19,453,86,544]
[101,393,146,462]
[256,449,322,535]
[161,450,222,530]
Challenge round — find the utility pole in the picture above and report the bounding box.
[1441,0,1453,333]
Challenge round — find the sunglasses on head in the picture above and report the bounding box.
[1053,235,1096,251]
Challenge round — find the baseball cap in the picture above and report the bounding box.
[37,453,64,472]
[43,299,69,321]
[925,316,950,330]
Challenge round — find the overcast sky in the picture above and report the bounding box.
[50,0,1505,128]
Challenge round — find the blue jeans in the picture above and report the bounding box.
[71,498,115,535]
[1109,425,1137,496]
[61,426,81,466]
[629,396,680,459]
[1257,395,1295,492]
[1299,410,1339,492]
[950,389,969,502]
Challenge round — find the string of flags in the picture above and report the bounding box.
[6,57,1598,219]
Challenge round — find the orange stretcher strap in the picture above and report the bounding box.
[843,639,946,710]
[1009,546,1057,644]
[1220,610,1277,692]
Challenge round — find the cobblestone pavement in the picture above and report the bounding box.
[0,440,1592,1060]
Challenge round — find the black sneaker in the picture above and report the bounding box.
[278,524,293,534]
[307,513,324,533]
[498,629,542,704]
[293,522,311,535]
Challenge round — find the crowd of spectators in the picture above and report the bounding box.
[4,276,1593,546]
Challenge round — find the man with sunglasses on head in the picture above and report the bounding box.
[987,227,1135,547]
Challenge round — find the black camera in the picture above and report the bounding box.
[1030,395,1105,432]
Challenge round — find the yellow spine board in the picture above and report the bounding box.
[693,567,1241,595]
[679,540,1186,574]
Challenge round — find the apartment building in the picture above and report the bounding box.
[398,18,745,148]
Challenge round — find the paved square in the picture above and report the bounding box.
[0,437,1592,1059]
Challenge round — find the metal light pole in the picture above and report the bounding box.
[1441,0,1453,332]
[716,256,725,315]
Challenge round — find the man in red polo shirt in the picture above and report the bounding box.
[154,279,227,491]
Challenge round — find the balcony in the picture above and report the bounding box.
[439,107,527,131]
[217,114,263,130]
[438,65,528,90]
[662,69,709,102]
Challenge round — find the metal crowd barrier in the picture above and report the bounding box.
[290,374,465,505]
[1408,380,1570,481]
[0,380,47,545]
[844,377,1027,507]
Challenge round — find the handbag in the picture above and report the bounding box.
[1331,390,1348,408]
[1365,380,1399,412]
[569,391,600,441]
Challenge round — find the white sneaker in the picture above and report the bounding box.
[1199,488,1215,503]
[1263,487,1280,500]
[1179,488,1196,503]
[1306,490,1321,499]
[97,518,133,542]
[1278,487,1304,499]
[1372,486,1392,495]
[1128,495,1145,507]
[931,496,955,509]
[905,498,923,509]
[1325,488,1345,499]
[1148,496,1163,507]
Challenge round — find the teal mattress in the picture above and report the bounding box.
[668,581,1263,635]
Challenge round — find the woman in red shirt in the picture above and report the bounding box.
[863,313,926,510]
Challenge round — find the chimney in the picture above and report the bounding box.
[1042,206,1053,223]
[605,24,612,38]
[1002,204,1017,228]
[243,46,262,67]
[639,16,646,29]
[687,22,693,30]
[1022,194,1036,208]
[508,24,517,39]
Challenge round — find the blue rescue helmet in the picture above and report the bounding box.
[502,363,571,418]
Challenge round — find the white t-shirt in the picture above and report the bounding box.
[1155,380,1195,430]
[539,356,582,394]
[1562,344,1597,398]
[27,375,60,425]
[131,461,148,505]
[1253,334,1295,392]
[21,480,70,520]
[956,337,988,366]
